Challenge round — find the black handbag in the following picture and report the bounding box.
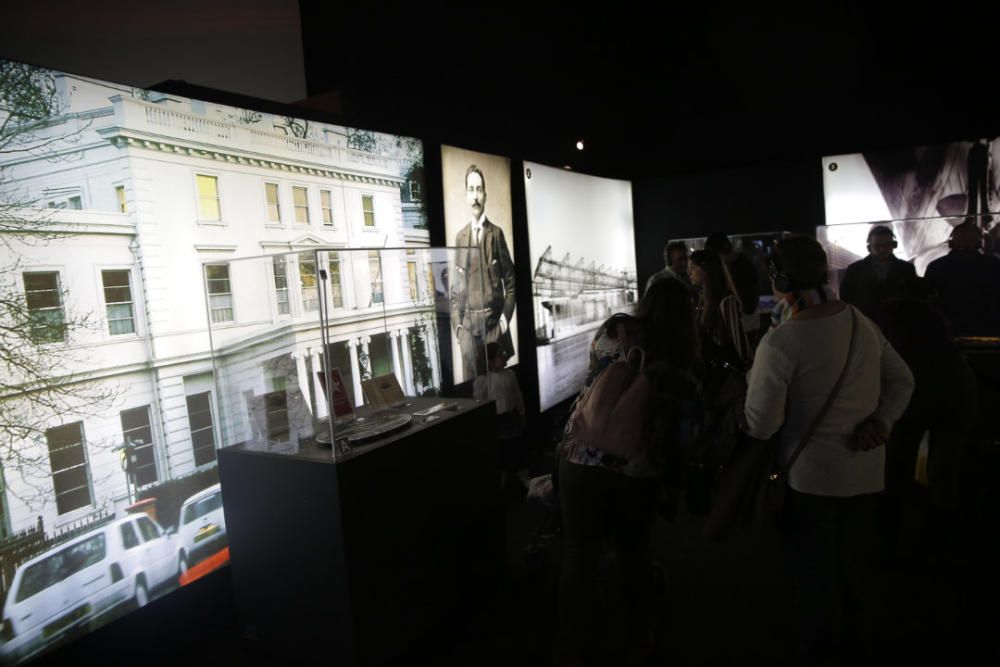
[703,309,858,540]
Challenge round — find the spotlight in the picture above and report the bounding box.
[575,140,584,151]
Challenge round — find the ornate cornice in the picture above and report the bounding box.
[97,127,407,188]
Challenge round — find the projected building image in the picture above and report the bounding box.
[0,58,428,663]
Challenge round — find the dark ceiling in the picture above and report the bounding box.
[301,2,1000,179]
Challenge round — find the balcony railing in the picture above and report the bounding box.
[144,105,232,141]
[247,127,333,159]
[111,96,399,176]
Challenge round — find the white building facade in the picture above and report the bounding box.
[0,72,436,539]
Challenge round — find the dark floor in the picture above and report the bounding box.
[36,444,1000,667]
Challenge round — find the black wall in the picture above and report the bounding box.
[633,159,825,290]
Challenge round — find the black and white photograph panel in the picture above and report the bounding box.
[823,139,1000,274]
[523,162,638,412]
[441,145,517,384]
[0,56,427,664]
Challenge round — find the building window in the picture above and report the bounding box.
[205,264,233,323]
[368,250,383,304]
[426,262,434,296]
[362,194,376,227]
[273,256,290,315]
[121,522,140,549]
[45,422,93,515]
[293,186,309,224]
[115,185,127,213]
[328,253,343,308]
[23,271,66,343]
[137,516,161,542]
[102,270,135,335]
[407,250,418,301]
[409,180,421,202]
[120,406,158,487]
[186,392,217,467]
[299,253,319,312]
[47,196,82,210]
[196,174,221,221]
[265,182,281,223]
[320,190,333,226]
[44,187,83,210]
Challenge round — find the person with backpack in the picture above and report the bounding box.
[555,278,703,667]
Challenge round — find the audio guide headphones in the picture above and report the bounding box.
[948,221,985,251]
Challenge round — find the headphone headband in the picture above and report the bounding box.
[867,226,898,250]
[766,244,795,293]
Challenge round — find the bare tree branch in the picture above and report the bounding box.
[0,61,121,513]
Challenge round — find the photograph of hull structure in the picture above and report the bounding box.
[532,247,637,412]
[0,58,427,663]
[533,246,636,344]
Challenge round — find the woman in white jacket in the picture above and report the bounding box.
[744,236,914,666]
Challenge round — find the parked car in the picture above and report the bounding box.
[176,484,227,577]
[0,514,179,663]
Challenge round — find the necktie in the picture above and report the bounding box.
[474,226,480,245]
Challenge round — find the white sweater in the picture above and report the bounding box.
[744,305,915,497]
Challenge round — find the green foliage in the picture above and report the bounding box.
[346,128,423,173]
[409,327,433,391]
[0,61,61,156]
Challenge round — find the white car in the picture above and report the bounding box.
[176,484,227,577]
[0,514,179,663]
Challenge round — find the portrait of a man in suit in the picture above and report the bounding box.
[450,164,516,381]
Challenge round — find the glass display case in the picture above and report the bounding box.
[203,246,490,460]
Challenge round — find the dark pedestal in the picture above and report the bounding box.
[217,398,503,665]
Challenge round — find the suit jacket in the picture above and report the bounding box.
[839,255,916,322]
[450,219,516,329]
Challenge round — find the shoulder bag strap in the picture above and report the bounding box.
[784,307,858,473]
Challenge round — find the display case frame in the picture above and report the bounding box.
[203,245,491,462]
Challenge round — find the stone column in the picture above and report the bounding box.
[308,347,328,419]
[360,336,372,380]
[346,338,363,407]
[389,330,403,384]
[399,328,414,395]
[292,350,312,414]
[422,325,441,389]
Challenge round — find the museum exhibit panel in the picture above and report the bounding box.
[821,138,1000,331]
[206,247,503,665]
[441,145,520,379]
[522,161,639,411]
[0,55,431,663]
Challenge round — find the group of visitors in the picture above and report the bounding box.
[552,224,993,666]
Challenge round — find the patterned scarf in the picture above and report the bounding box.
[771,285,838,328]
